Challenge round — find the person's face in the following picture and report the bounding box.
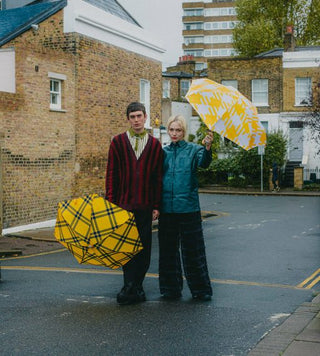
[168,121,184,143]
[128,110,147,134]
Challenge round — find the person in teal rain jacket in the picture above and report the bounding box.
[158,114,213,301]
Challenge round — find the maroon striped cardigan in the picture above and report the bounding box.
[105,132,163,211]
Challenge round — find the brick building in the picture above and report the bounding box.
[163,30,320,185]
[0,0,164,232]
[205,43,320,184]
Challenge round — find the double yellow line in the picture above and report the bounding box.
[297,268,320,289]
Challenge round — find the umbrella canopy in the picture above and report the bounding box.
[54,194,143,269]
[185,78,266,150]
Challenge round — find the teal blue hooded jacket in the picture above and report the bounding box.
[161,140,212,213]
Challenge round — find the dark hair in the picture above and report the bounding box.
[126,102,146,118]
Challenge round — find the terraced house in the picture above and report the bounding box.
[0,0,165,233]
[163,27,320,186]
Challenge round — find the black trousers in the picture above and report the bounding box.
[122,209,153,288]
[158,212,212,296]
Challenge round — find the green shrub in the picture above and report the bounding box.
[196,130,287,187]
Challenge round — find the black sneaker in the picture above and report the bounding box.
[117,284,136,305]
[192,294,212,302]
[117,284,146,305]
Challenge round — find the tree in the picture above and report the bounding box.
[233,0,320,57]
[304,79,320,155]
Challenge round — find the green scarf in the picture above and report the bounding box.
[128,128,147,151]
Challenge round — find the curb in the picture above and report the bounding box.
[199,188,320,197]
[248,294,320,355]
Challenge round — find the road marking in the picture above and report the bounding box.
[0,249,65,260]
[297,268,320,289]
[1,266,306,290]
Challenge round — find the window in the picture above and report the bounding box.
[180,80,190,97]
[204,21,238,30]
[185,36,204,45]
[49,72,66,111]
[204,7,236,17]
[162,80,170,99]
[184,9,204,17]
[295,77,311,106]
[195,62,206,71]
[140,79,150,128]
[221,80,238,90]
[50,79,61,110]
[252,79,268,106]
[204,48,237,57]
[184,22,203,30]
[204,35,233,44]
[184,49,204,57]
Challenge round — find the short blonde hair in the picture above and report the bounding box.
[167,115,187,139]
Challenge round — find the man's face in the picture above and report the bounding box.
[128,110,147,134]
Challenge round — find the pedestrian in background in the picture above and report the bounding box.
[272,162,280,191]
[158,115,213,301]
[105,102,163,305]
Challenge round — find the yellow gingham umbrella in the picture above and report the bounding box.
[54,194,143,269]
[186,78,266,150]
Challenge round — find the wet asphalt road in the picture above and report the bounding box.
[1,194,319,355]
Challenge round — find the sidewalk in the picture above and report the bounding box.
[199,185,320,196]
[1,188,319,354]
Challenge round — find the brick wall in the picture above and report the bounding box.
[72,35,162,197]
[0,9,162,228]
[283,67,320,112]
[207,56,283,114]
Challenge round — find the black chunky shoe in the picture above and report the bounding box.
[117,283,146,305]
[192,294,212,302]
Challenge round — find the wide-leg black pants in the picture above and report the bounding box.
[158,211,212,297]
[122,209,153,288]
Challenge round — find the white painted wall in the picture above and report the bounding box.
[63,0,165,62]
[283,50,320,68]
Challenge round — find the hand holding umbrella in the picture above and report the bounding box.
[202,131,214,150]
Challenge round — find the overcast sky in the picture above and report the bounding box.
[118,0,183,70]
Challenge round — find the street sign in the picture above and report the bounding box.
[258,145,265,155]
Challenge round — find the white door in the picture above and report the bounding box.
[289,128,303,161]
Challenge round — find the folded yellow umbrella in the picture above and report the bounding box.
[186,78,267,150]
[54,194,143,269]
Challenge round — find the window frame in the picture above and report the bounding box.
[48,72,66,111]
[50,79,62,110]
[180,79,191,98]
[252,79,269,106]
[295,77,312,106]
[140,79,151,128]
[221,79,238,90]
[162,79,170,99]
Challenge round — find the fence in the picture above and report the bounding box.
[303,167,320,183]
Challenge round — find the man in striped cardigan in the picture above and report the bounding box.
[106,102,163,305]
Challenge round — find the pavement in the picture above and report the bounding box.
[1,186,319,355]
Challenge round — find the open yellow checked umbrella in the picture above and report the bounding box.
[54,194,143,269]
[186,78,266,150]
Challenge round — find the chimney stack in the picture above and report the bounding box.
[284,25,295,52]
